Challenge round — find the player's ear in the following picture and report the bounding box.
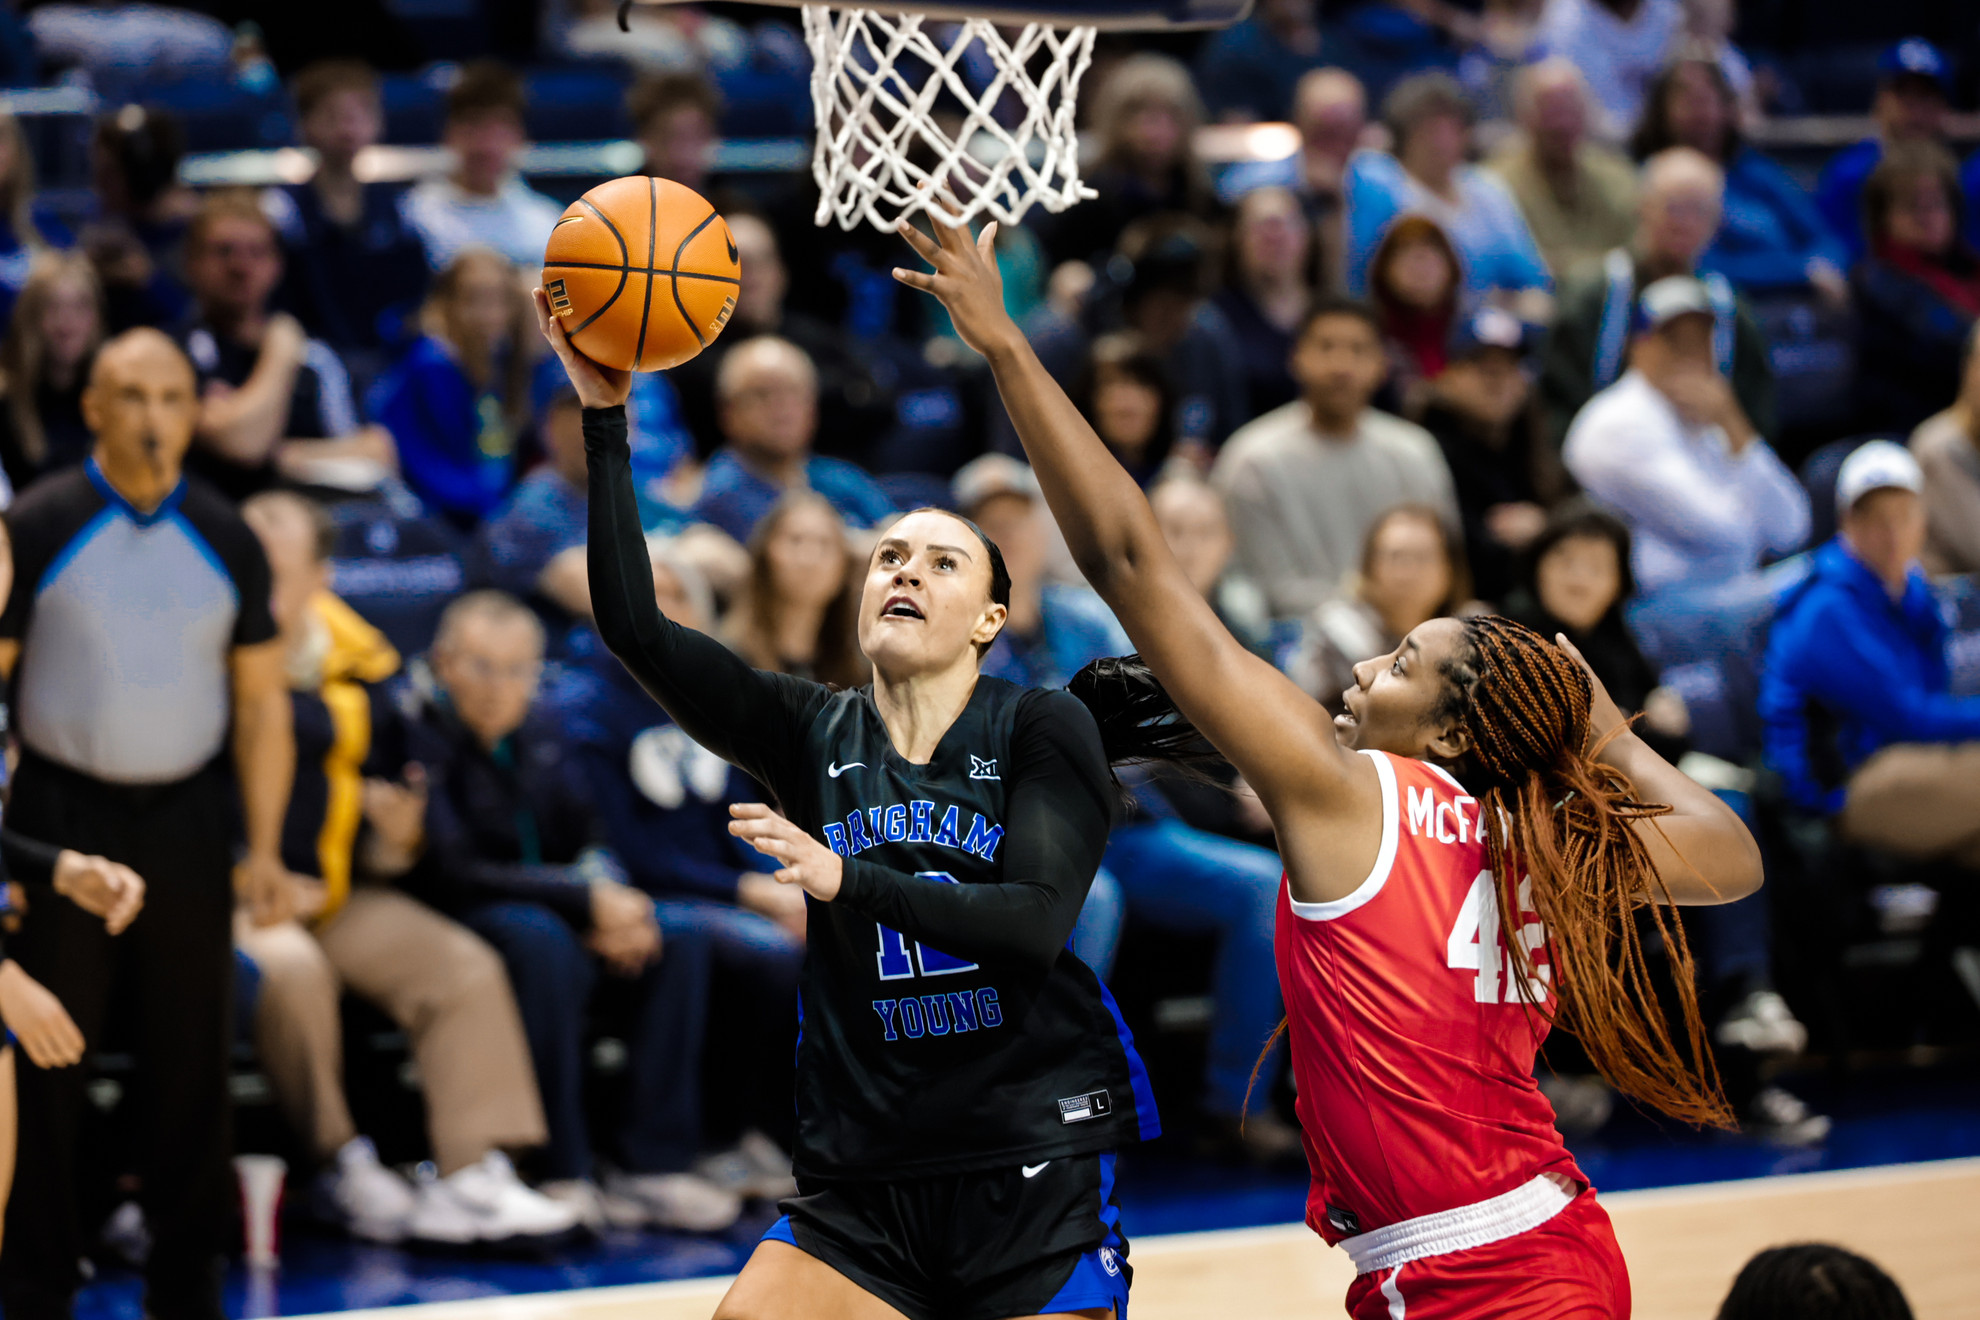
[1424,721,1471,763]
[970,601,1007,650]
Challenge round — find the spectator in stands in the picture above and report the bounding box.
[1563,275,1808,668]
[177,192,394,501]
[550,545,800,1201]
[629,72,721,196]
[1212,187,1313,418]
[1909,324,1980,576]
[1852,143,1980,437]
[1218,68,1368,292]
[1417,305,1552,600]
[1715,1244,1915,1320]
[1192,0,1327,124]
[1287,503,1472,709]
[1345,72,1551,310]
[266,61,431,366]
[958,456,1299,1161]
[1761,442,1980,865]
[1485,58,1638,280]
[0,329,291,1320]
[408,591,739,1231]
[1502,500,1689,753]
[1212,297,1458,619]
[667,212,898,467]
[1540,146,1774,453]
[1678,0,1759,124]
[1815,38,1955,265]
[1630,53,1847,299]
[1366,214,1464,416]
[232,492,573,1246]
[689,336,893,543]
[721,491,867,689]
[474,388,593,633]
[1020,218,1248,459]
[402,62,564,271]
[1149,475,1274,659]
[1535,0,1682,141]
[1040,54,1217,267]
[0,253,102,492]
[81,104,194,331]
[0,112,67,332]
[1072,333,1177,486]
[370,248,534,527]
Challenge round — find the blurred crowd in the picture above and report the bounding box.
[0,0,1975,1278]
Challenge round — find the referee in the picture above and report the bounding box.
[0,329,295,1320]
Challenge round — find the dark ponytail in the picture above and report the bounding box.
[1067,654,1218,770]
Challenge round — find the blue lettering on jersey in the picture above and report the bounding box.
[820,797,1006,863]
[867,988,1004,1042]
[961,815,1004,861]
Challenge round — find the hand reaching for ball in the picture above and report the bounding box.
[533,287,632,410]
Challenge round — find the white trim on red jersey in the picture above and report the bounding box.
[1286,749,1401,923]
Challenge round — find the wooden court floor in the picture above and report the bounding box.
[294,1158,1980,1320]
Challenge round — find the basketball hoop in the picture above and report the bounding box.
[803,8,1096,232]
[623,0,1251,231]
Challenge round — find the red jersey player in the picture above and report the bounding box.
[900,219,1764,1318]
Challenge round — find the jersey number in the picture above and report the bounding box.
[1446,870,1549,1004]
[876,872,980,981]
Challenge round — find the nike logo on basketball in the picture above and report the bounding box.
[828,761,865,778]
[1022,1162,1049,1178]
[725,232,739,264]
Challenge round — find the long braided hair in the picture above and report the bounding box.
[1436,616,1732,1128]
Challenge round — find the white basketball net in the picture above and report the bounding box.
[802,7,1098,232]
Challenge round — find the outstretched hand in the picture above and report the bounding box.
[728,803,843,902]
[892,217,1022,362]
[533,287,632,409]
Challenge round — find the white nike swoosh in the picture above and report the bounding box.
[827,761,865,778]
[1021,1162,1049,1178]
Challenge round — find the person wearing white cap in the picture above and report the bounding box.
[1759,441,1980,871]
[1562,274,1809,669]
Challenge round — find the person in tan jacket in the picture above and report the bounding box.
[233,491,577,1247]
[1908,324,1980,576]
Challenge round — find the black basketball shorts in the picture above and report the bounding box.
[761,1151,1131,1320]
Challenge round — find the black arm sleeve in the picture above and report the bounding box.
[835,689,1116,975]
[584,405,827,798]
[0,829,61,890]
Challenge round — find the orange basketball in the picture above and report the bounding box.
[541,176,739,372]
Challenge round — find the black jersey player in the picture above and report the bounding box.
[536,291,1171,1320]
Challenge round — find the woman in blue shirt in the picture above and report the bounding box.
[1631,56,1849,299]
[369,248,535,528]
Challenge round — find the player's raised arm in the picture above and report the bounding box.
[534,289,823,785]
[892,220,1350,817]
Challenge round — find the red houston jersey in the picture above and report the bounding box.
[1274,749,1586,1245]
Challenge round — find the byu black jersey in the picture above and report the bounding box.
[582,405,1158,1180]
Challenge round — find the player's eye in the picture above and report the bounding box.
[879,549,901,565]
[1391,655,1404,676]
[935,556,955,571]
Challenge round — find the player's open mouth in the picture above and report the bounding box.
[880,595,924,621]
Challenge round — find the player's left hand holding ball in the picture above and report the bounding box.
[728,804,842,902]
[533,287,632,410]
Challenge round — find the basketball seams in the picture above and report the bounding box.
[539,260,739,285]
[632,178,659,371]
[567,198,632,336]
[670,208,722,351]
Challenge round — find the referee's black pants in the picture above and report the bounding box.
[1,752,236,1320]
